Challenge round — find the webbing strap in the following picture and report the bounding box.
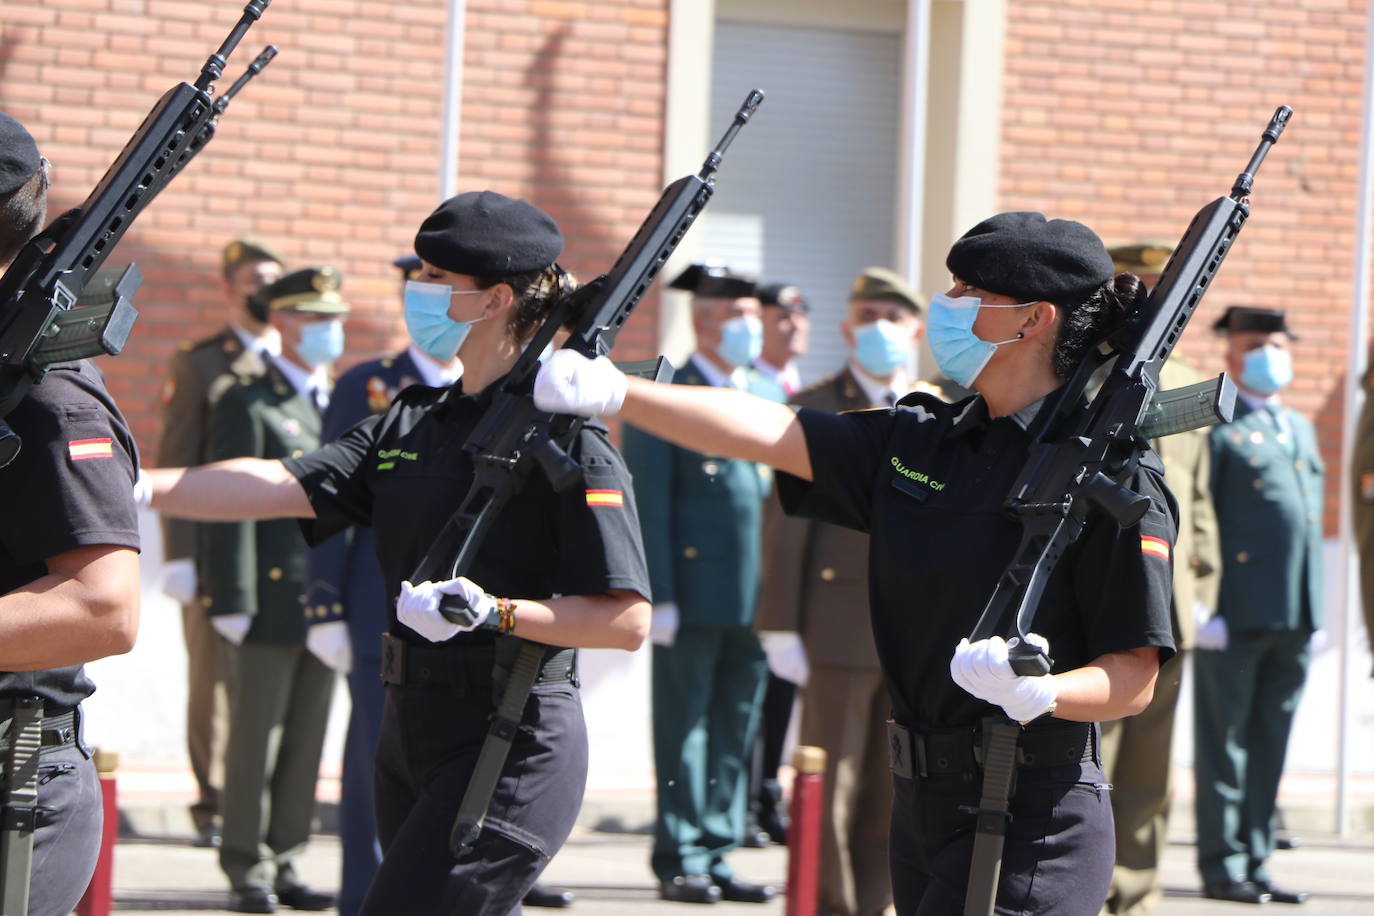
[0,698,42,916]
[961,717,1021,916]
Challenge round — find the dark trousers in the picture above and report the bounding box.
[749,673,796,811]
[889,761,1114,916]
[28,730,101,916]
[339,654,386,916]
[362,681,588,916]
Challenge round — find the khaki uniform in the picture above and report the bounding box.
[157,327,265,832]
[1099,357,1220,916]
[1351,362,1374,664]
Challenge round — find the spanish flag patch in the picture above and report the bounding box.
[585,489,624,508]
[68,438,113,461]
[1140,535,1171,561]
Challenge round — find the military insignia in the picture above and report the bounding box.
[1249,430,1265,445]
[585,488,624,508]
[702,460,719,476]
[283,418,301,436]
[312,266,341,293]
[68,437,113,461]
[366,376,391,413]
[161,378,177,405]
[1140,535,1171,561]
[1361,471,1374,503]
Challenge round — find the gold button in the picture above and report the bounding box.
[702,461,719,476]
[820,568,837,582]
[684,546,698,559]
[201,595,213,608]
[268,567,283,580]
[291,449,304,458]
[332,603,344,614]
[1237,551,1249,564]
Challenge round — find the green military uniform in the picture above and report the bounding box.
[201,268,344,898]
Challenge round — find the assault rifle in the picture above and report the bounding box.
[409,89,765,856]
[0,0,277,467]
[960,106,1292,916]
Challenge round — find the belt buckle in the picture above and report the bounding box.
[886,720,925,779]
[379,633,407,686]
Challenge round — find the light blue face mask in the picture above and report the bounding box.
[1240,343,1293,395]
[927,293,1027,387]
[717,314,763,369]
[296,318,344,368]
[852,319,912,377]
[403,280,485,362]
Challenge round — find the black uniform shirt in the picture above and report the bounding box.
[283,374,651,647]
[0,362,141,707]
[777,391,1177,727]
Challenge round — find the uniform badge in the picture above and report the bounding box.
[366,376,391,413]
[1140,535,1171,561]
[1249,430,1265,445]
[68,437,113,461]
[282,418,301,436]
[585,488,624,508]
[1361,471,1374,504]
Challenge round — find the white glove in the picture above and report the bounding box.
[649,602,679,647]
[759,631,809,686]
[1195,615,1229,652]
[396,577,494,643]
[534,349,628,418]
[949,634,1059,724]
[211,613,253,646]
[133,472,152,509]
[306,619,353,672]
[161,559,197,607]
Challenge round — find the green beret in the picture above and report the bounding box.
[256,266,350,315]
[0,112,41,196]
[1212,306,1294,338]
[668,263,756,299]
[414,191,563,276]
[222,237,287,275]
[946,211,1114,305]
[848,267,925,314]
[1108,241,1174,275]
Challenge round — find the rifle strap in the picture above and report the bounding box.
[961,717,1021,916]
[448,639,546,857]
[0,698,42,916]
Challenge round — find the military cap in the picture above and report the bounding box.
[222,237,286,275]
[757,282,809,314]
[668,263,756,299]
[393,253,423,281]
[1107,240,1174,276]
[414,191,563,277]
[1212,305,1295,338]
[255,266,350,314]
[0,113,40,197]
[946,211,1114,305]
[848,267,925,314]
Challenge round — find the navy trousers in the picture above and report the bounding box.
[339,652,386,916]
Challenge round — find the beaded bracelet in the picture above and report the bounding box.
[494,596,518,635]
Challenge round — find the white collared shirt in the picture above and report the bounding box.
[230,322,281,360]
[755,358,802,396]
[690,352,748,390]
[847,359,910,408]
[271,353,330,410]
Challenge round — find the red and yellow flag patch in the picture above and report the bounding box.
[585,488,624,508]
[68,437,113,461]
[1140,535,1171,561]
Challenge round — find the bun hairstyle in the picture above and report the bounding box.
[1051,272,1148,380]
[476,263,578,343]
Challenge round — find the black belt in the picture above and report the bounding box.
[379,634,577,691]
[0,707,77,755]
[886,719,1095,779]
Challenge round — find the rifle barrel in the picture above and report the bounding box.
[195,0,273,90]
[698,89,764,180]
[1231,105,1293,200]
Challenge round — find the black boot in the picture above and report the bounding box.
[756,779,788,846]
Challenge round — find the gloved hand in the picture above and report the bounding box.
[649,602,679,647]
[1195,615,1229,652]
[306,619,353,673]
[949,634,1059,723]
[133,472,151,509]
[396,577,494,643]
[161,559,197,607]
[759,631,809,686]
[533,349,629,418]
[211,613,253,647]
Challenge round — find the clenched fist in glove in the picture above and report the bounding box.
[533,349,629,418]
[949,634,1059,723]
[395,577,495,643]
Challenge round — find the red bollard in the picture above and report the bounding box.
[785,746,827,916]
[77,747,119,916]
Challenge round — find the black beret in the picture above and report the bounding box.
[668,263,756,299]
[392,253,423,281]
[946,211,1114,304]
[0,112,41,196]
[757,283,808,313]
[257,266,350,314]
[414,191,563,276]
[1213,306,1294,338]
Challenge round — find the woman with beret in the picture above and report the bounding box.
[143,191,651,914]
[536,211,1177,915]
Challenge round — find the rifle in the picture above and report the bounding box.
[960,106,1292,916]
[408,89,765,856]
[0,0,278,467]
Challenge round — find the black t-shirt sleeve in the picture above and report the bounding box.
[282,412,382,545]
[775,406,895,533]
[550,426,651,601]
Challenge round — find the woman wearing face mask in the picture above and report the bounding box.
[143,191,652,915]
[535,211,1178,916]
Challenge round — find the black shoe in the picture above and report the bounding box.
[524,883,575,908]
[192,823,221,848]
[1203,880,1272,904]
[1276,835,1299,850]
[275,885,335,911]
[712,876,778,904]
[1253,881,1308,904]
[756,780,789,845]
[228,886,278,914]
[740,824,771,848]
[659,874,722,904]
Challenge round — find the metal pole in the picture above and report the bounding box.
[896,0,932,289]
[1334,0,1374,839]
[439,0,468,199]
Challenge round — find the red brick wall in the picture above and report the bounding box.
[1,0,668,461]
[1001,0,1367,533]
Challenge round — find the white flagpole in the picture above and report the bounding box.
[439,0,468,200]
[897,0,932,289]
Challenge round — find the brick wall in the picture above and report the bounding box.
[0,0,668,461]
[1001,0,1368,533]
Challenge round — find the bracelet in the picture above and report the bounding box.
[494,596,518,635]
